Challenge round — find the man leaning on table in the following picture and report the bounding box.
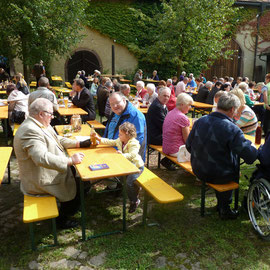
[70,78,96,122]
[186,92,258,220]
[14,98,91,229]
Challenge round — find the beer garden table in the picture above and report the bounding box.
[0,147,12,184]
[66,146,140,241]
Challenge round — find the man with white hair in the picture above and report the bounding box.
[195,81,212,103]
[14,98,91,229]
[147,87,176,170]
[186,93,257,219]
[136,81,147,99]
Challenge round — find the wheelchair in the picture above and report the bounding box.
[247,167,270,240]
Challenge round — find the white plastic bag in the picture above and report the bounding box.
[177,145,191,162]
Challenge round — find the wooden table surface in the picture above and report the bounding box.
[67,147,140,181]
[245,134,265,149]
[0,147,12,184]
[0,105,8,119]
[86,120,106,129]
[57,105,88,116]
[52,86,71,93]
[55,124,90,138]
[192,101,214,109]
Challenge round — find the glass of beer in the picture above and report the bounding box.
[64,97,68,108]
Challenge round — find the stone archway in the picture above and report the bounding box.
[203,39,243,80]
[66,49,102,82]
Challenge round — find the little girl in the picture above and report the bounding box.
[95,121,144,213]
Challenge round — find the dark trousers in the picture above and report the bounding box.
[58,166,80,221]
[263,109,270,136]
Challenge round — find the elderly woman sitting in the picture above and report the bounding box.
[143,83,158,104]
[7,84,29,124]
[238,82,254,107]
[231,88,258,136]
[162,93,193,156]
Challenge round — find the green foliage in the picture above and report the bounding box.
[0,0,88,80]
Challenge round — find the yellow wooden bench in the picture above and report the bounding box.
[136,167,184,225]
[147,145,239,216]
[23,195,59,251]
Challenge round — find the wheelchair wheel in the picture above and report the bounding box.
[247,178,270,240]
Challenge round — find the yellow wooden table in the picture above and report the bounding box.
[0,105,9,144]
[57,105,88,116]
[67,146,140,240]
[51,76,63,81]
[52,86,71,93]
[0,147,12,184]
[245,134,265,149]
[138,106,148,114]
[86,120,106,129]
[55,124,91,139]
[191,101,213,118]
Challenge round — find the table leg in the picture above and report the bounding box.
[7,159,10,184]
[122,176,127,232]
[80,180,86,241]
[3,119,8,145]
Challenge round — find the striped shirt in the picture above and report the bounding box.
[236,105,258,136]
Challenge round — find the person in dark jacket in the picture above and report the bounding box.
[146,87,170,145]
[186,92,258,220]
[71,78,96,122]
[195,81,212,103]
[206,81,222,105]
[146,87,175,170]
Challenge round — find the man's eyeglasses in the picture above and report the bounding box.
[43,111,54,117]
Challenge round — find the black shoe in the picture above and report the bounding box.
[57,219,79,229]
[128,199,140,213]
[219,208,239,220]
[160,158,176,171]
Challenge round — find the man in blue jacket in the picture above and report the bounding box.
[186,92,258,220]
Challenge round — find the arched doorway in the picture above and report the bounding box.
[66,50,102,82]
[203,39,242,80]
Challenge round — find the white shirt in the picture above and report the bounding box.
[175,81,186,96]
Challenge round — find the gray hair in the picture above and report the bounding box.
[256,82,265,88]
[231,88,246,106]
[217,92,240,111]
[167,79,172,84]
[74,78,85,88]
[136,80,145,88]
[205,81,213,89]
[176,93,193,107]
[158,86,171,96]
[229,77,234,82]
[29,98,53,116]
[146,83,155,93]
[238,82,248,93]
[120,84,130,92]
[105,81,113,88]
[182,71,186,76]
[109,91,126,101]
[38,77,49,87]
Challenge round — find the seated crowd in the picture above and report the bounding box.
[2,68,270,228]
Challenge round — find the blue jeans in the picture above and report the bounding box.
[126,166,144,203]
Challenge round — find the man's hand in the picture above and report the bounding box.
[69,152,85,165]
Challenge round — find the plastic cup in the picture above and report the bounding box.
[64,97,68,108]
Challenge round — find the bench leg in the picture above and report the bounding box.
[234,188,239,211]
[142,191,149,226]
[29,223,36,251]
[52,218,58,246]
[201,182,206,217]
[7,160,10,184]
[147,146,150,168]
